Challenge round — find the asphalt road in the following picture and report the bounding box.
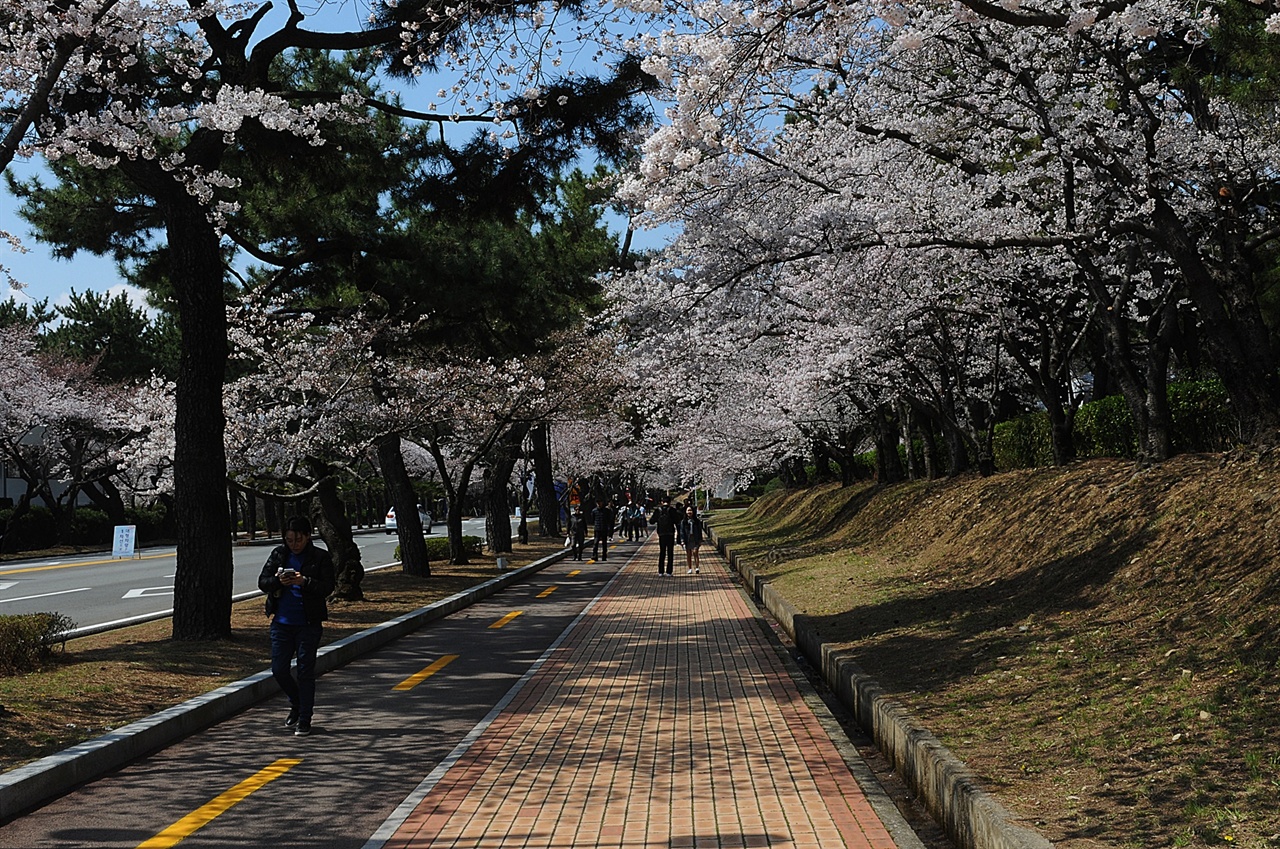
[0,542,632,848]
[0,519,492,633]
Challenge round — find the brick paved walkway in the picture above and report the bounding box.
[375,540,903,849]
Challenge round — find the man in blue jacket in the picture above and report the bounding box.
[258,516,337,736]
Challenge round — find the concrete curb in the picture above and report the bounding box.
[709,527,1054,849]
[0,549,568,823]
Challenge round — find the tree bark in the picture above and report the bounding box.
[379,432,430,577]
[309,467,364,601]
[530,423,560,537]
[162,189,234,641]
[484,424,526,555]
[873,404,906,484]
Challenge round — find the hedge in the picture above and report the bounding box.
[395,535,485,563]
[993,377,1234,470]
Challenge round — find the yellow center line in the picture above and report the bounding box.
[393,654,460,691]
[567,570,581,577]
[135,758,301,849]
[536,586,557,598]
[489,611,523,629]
[0,552,172,576]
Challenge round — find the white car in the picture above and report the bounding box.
[385,504,432,534]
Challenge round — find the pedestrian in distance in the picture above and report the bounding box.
[624,499,642,541]
[568,506,588,561]
[679,504,705,575]
[591,498,615,561]
[258,515,337,736]
[649,495,681,576]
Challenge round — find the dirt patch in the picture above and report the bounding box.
[0,539,565,773]
[712,450,1280,849]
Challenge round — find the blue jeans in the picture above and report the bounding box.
[270,621,323,723]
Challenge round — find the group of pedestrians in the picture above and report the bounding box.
[258,497,707,736]
[561,492,705,576]
[648,495,704,576]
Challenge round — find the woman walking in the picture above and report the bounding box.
[679,504,704,574]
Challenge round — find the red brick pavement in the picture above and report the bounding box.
[379,540,903,849]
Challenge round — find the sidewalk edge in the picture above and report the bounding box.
[709,527,1054,849]
[0,550,567,823]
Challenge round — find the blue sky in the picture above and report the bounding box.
[1,2,668,315]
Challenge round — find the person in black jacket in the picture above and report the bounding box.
[648,495,681,576]
[568,506,588,561]
[590,498,615,561]
[258,516,337,736]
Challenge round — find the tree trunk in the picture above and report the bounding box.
[485,424,526,555]
[531,423,560,537]
[310,468,364,601]
[484,461,516,555]
[873,404,906,484]
[164,190,234,642]
[246,494,258,541]
[379,433,430,577]
[81,478,128,526]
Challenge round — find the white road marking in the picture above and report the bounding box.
[0,587,91,604]
[123,586,175,599]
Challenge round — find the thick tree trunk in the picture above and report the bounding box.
[531,423,560,537]
[484,463,516,555]
[484,424,526,555]
[164,191,234,642]
[379,433,430,577]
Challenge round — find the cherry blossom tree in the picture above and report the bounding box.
[2,0,657,637]
[606,0,1280,480]
[0,325,172,549]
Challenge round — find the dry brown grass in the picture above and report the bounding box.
[712,450,1280,849]
[0,538,565,773]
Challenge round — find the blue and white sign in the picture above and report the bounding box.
[112,525,138,559]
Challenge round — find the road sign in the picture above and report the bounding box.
[112,525,139,559]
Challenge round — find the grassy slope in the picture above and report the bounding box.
[712,451,1280,849]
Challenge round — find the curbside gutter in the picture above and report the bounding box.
[708,526,1054,849]
[0,549,569,824]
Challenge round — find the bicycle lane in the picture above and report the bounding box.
[0,544,642,849]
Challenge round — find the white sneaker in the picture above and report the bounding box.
[687,568,692,574]
[695,567,700,573]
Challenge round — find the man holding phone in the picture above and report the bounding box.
[258,516,337,736]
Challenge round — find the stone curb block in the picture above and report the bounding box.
[0,549,568,823]
[709,527,1053,849]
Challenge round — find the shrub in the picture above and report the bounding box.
[0,612,76,675]
[990,378,1234,470]
[1074,394,1137,459]
[0,506,58,552]
[125,505,173,542]
[993,412,1054,472]
[67,508,112,545]
[395,535,484,562]
[1168,377,1234,452]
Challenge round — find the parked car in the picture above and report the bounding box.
[385,504,432,534]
